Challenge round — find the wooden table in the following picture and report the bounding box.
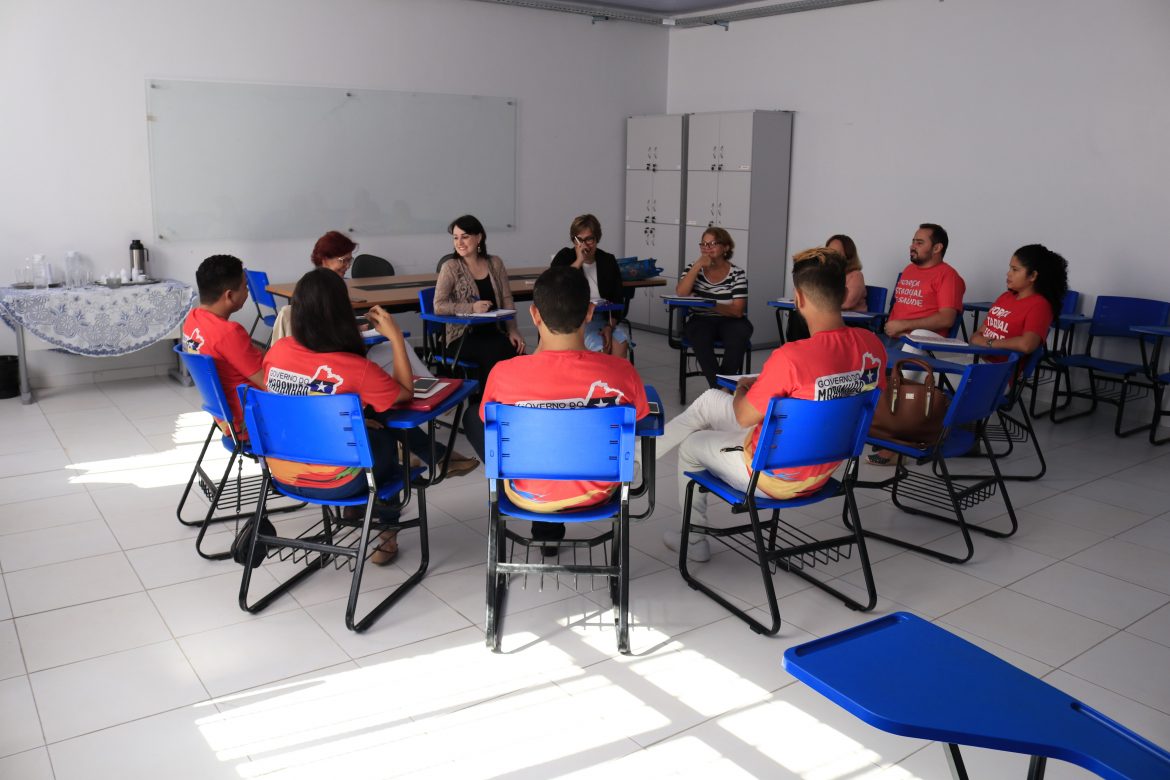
[266,266,665,313]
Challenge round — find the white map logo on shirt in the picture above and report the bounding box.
[510,380,629,409]
[814,352,882,401]
[266,365,345,396]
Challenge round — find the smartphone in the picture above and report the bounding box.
[648,400,661,416]
[413,377,440,394]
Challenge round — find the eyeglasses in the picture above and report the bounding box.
[698,241,721,249]
[332,255,353,266]
[574,235,597,245]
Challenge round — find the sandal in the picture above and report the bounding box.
[370,530,399,566]
[866,450,899,467]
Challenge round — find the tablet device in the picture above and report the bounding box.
[413,377,440,394]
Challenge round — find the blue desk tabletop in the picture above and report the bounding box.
[783,612,1170,780]
[1131,325,1170,338]
[637,384,665,437]
[663,297,715,309]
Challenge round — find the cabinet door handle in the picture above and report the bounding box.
[718,164,723,171]
[719,144,724,160]
[712,145,717,160]
[710,163,715,171]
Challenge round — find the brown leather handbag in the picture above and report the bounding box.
[869,358,951,448]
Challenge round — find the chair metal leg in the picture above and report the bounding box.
[1152,384,1170,445]
[856,458,975,564]
[239,481,329,615]
[485,492,506,652]
[617,507,631,654]
[944,743,971,780]
[348,489,430,633]
[679,349,689,405]
[1026,755,1048,780]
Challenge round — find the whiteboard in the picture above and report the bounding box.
[146,79,516,241]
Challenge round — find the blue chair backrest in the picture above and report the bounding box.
[865,285,888,313]
[173,343,234,424]
[245,269,278,311]
[1061,289,1080,316]
[750,390,879,472]
[242,389,374,470]
[419,286,436,315]
[483,403,636,483]
[1090,296,1170,339]
[944,354,1019,429]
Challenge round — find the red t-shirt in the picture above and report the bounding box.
[979,291,1053,342]
[479,350,650,512]
[889,262,966,336]
[182,308,264,431]
[744,327,886,498]
[262,337,408,490]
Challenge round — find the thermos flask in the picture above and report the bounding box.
[129,239,149,277]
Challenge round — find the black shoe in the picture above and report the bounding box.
[531,520,564,558]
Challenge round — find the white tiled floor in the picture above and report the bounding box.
[2,333,1170,779]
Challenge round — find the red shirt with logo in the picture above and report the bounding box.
[889,262,966,336]
[262,337,408,490]
[479,350,650,511]
[744,327,886,498]
[182,308,264,431]
[979,291,1053,342]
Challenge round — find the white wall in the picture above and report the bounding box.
[666,0,1170,307]
[0,0,668,385]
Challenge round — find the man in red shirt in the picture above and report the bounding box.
[885,223,966,339]
[658,249,885,561]
[182,255,265,432]
[472,265,650,553]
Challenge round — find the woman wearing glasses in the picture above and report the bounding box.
[434,215,526,392]
[677,227,753,389]
[550,214,630,360]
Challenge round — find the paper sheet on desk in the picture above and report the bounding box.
[465,309,515,318]
[717,373,760,383]
[908,334,968,347]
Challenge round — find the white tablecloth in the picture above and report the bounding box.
[0,281,195,356]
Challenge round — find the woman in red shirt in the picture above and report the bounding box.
[264,268,414,564]
[970,244,1069,354]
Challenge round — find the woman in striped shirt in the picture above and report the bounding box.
[677,227,754,389]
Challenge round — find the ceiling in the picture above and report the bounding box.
[469,0,883,28]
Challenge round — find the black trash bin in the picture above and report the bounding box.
[0,355,19,399]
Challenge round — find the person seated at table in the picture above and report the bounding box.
[182,254,264,434]
[263,268,414,565]
[787,234,868,341]
[884,223,966,340]
[657,248,885,562]
[433,214,526,392]
[550,213,630,360]
[677,227,753,389]
[273,231,478,477]
[466,265,649,555]
[970,244,1068,357]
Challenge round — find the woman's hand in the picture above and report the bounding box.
[367,306,403,341]
[508,330,526,354]
[472,299,493,314]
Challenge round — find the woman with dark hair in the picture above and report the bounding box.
[263,268,413,564]
[550,213,630,359]
[677,226,753,389]
[970,243,1069,354]
[433,215,525,391]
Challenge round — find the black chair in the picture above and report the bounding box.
[436,253,456,273]
[484,403,637,654]
[351,254,394,278]
[1049,296,1170,436]
[679,391,881,636]
[855,355,1020,564]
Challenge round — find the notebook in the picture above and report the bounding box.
[395,377,464,411]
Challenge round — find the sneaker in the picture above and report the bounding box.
[662,529,711,562]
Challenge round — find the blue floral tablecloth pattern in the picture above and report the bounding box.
[0,281,195,357]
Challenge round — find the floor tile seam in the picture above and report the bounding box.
[1069,545,1170,597]
[0,542,134,576]
[23,631,194,677]
[0,674,49,760]
[39,699,210,751]
[1052,663,1170,720]
[10,568,148,621]
[933,604,1119,671]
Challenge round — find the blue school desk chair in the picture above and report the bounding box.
[483,403,638,654]
[678,390,881,636]
[239,389,429,632]
[784,612,1170,780]
[666,298,752,404]
[244,269,280,343]
[172,345,302,560]
[855,355,1019,564]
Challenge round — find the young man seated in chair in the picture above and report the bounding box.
[467,265,650,555]
[182,254,265,434]
[657,248,886,562]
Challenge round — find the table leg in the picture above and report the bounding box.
[15,323,33,405]
[1026,755,1047,780]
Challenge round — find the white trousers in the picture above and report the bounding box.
[367,341,434,379]
[658,388,766,522]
